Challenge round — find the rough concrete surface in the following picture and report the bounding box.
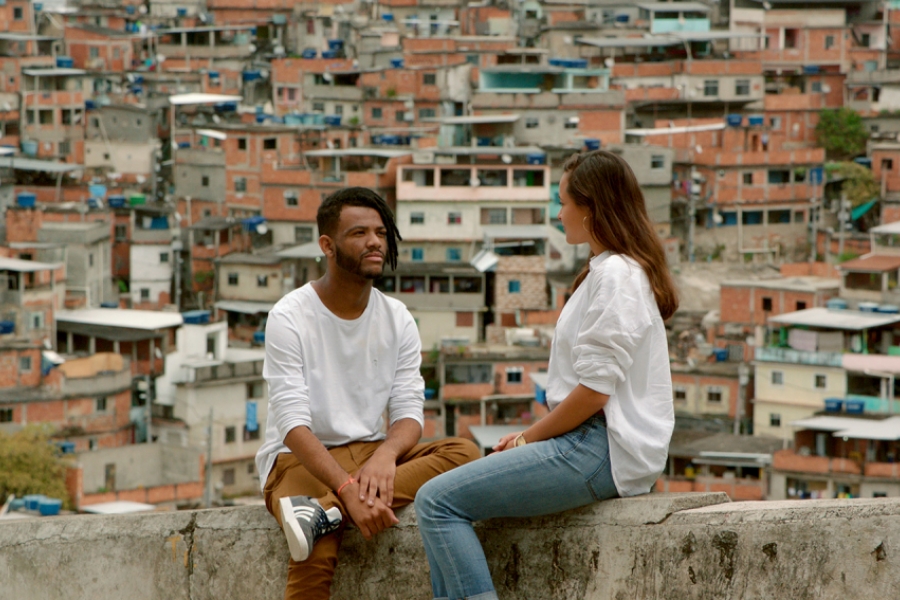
[2,493,899,599]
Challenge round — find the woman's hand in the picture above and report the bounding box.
[493,432,524,453]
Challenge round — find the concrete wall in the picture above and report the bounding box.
[4,493,900,599]
[78,443,202,493]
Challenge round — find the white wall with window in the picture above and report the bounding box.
[130,243,173,306]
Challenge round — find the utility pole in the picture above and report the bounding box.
[837,194,850,259]
[203,408,214,508]
[734,363,750,435]
[688,169,698,263]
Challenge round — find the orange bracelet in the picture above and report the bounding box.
[336,476,356,497]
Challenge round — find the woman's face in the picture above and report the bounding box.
[558,172,593,246]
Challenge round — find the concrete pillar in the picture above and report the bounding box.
[89,336,96,354]
[66,332,73,354]
[113,340,120,354]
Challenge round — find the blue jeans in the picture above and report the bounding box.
[414,415,618,600]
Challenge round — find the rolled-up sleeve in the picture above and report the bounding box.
[263,309,312,442]
[573,262,653,396]
[387,314,425,429]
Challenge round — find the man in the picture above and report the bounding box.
[256,187,480,600]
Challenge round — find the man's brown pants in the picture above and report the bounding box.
[264,437,481,600]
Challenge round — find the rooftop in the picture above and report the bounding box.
[790,415,900,441]
[0,256,61,273]
[56,309,184,331]
[723,276,839,293]
[768,307,900,331]
[838,255,900,273]
[214,300,274,315]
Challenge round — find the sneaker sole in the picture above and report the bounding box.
[279,496,311,562]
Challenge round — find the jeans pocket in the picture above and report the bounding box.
[554,422,592,456]
[586,457,617,502]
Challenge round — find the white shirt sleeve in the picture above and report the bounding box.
[262,309,313,442]
[387,313,425,430]
[573,259,654,396]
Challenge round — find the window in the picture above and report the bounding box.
[814,374,827,389]
[313,102,325,112]
[247,381,264,399]
[743,172,753,185]
[294,226,313,243]
[222,468,235,485]
[201,175,210,187]
[674,387,687,402]
[707,387,723,403]
[446,364,492,384]
[238,138,247,150]
[285,191,299,207]
[448,211,462,225]
[525,117,539,129]
[263,138,277,150]
[235,177,247,192]
[96,397,107,412]
[13,7,23,20]
[650,155,665,170]
[372,107,383,119]
[825,35,835,49]
[466,54,479,65]
[225,426,237,444]
[762,297,773,312]
[564,117,578,129]
[796,301,807,311]
[453,277,482,293]
[446,248,462,262]
[248,463,255,474]
[228,273,238,286]
[770,116,782,130]
[767,209,791,224]
[411,248,424,261]
[58,140,70,156]
[784,29,798,49]
[243,425,260,441]
[423,73,437,85]
[114,224,127,241]
[770,413,782,427]
[508,280,521,294]
[140,288,150,301]
[811,81,822,93]
[860,33,871,48]
[29,312,44,330]
[335,104,343,115]
[20,356,32,372]
[0,408,12,423]
[257,275,268,287]
[395,110,406,122]
[772,370,784,385]
[735,79,750,96]
[883,159,894,172]
[410,212,425,225]
[419,108,436,119]
[206,335,216,357]
[456,312,474,327]
[703,80,719,97]
[481,208,507,225]
[506,367,523,384]
[39,109,53,125]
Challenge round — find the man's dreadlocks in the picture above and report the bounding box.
[316,187,402,270]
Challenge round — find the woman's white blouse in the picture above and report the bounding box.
[546,251,674,496]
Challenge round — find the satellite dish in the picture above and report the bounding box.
[501,154,512,164]
[255,223,268,235]
[157,54,166,64]
[323,72,334,82]
[136,175,146,184]
[469,177,481,187]
[713,212,723,225]
[248,44,257,54]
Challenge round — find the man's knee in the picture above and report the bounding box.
[438,437,482,466]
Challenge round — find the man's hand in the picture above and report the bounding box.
[493,431,524,453]
[339,482,399,540]
[356,448,398,507]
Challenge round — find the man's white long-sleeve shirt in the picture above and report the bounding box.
[255,283,425,491]
[546,252,674,497]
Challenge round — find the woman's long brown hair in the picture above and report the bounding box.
[564,150,679,320]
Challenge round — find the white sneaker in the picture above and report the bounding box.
[278,496,343,562]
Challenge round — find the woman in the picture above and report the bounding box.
[414,149,679,600]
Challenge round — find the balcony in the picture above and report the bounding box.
[754,346,843,367]
[192,359,264,383]
[132,228,173,244]
[58,354,132,397]
[385,292,484,311]
[397,165,550,202]
[771,449,862,475]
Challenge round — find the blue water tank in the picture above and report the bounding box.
[321,50,337,59]
[549,58,565,67]
[713,348,728,362]
[568,58,588,69]
[324,115,342,127]
[390,58,404,68]
[726,114,743,127]
[242,70,262,82]
[0,321,14,334]
[824,399,844,412]
[176,7,187,17]
[615,14,629,23]
[328,39,344,50]
[826,298,848,311]
[182,310,211,325]
[424,388,436,400]
[34,2,43,11]
[85,99,96,110]
[253,331,266,344]
[55,56,74,68]
[803,65,820,74]
[526,154,546,165]
[108,195,126,208]
[214,102,237,112]
[878,305,900,314]
[126,5,135,14]
[382,13,395,21]
[24,495,45,511]
[301,48,317,59]
[584,138,600,151]
[748,115,764,127]
[21,140,38,156]
[178,142,190,149]
[16,192,36,208]
[846,399,865,415]
[859,301,880,313]
[38,498,61,516]
[100,301,118,308]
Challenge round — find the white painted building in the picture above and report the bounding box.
[130,244,173,307]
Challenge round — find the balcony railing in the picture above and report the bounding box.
[771,449,861,475]
[754,346,843,367]
[193,359,264,383]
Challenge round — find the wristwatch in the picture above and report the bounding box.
[515,433,527,448]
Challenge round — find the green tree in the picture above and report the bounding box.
[0,426,71,507]
[826,161,880,207]
[815,108,868,161]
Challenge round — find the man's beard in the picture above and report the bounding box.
[335,244,384,279]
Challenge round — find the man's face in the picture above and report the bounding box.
[332,206,388,280]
